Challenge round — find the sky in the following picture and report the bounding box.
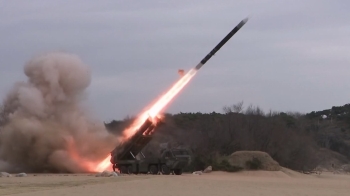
[1,0,349,121]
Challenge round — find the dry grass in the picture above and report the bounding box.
[1,170,350,196]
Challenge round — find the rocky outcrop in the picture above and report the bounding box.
[15,173,27,177]
[0,172,12,177]
[203,166,212,173]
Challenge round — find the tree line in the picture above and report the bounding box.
[105,102,350,172]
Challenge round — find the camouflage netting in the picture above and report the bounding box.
[227,151,281,171]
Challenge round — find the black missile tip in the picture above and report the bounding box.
[242,17,249,23]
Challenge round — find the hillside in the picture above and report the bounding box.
[105,102,350,172]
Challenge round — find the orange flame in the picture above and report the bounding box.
[67,68,198,173]
[94,156,112,172]
[122,69,197,139]
[66,136,103,173]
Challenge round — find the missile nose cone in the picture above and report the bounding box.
[242,17,249,24]
[237,17,249,29]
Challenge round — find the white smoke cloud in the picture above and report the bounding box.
[0,52,119,173]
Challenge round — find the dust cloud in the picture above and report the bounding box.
[0,52,119,173]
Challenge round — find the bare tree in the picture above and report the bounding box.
[232,101,244,113]
[223,101,244,114]
[223,106,232,114]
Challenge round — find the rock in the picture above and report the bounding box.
[0,172,12,177]
[341,164,350,173]
[110,172,119,177]
[103,171,113,177]
[16,173,27,177]
[96,171,119,177]
[203,166,212,173]
[192,171,203,175]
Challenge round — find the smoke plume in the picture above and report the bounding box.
[0,52,118,173]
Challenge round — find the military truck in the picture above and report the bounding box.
[110,116,190,175]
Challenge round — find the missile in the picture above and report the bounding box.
[195,17,249,70]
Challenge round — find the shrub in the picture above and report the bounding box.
[245,157,262,170]
[214,159,243,172]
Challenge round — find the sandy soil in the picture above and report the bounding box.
[1,168,350,196]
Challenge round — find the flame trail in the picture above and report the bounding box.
[94,17,249,172]
[94,69,197,171]
[124,69,197,139]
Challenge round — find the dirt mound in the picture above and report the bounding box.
[227,151,280,171]
[314,148,349,171]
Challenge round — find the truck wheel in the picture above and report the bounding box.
[120,166,128,174]
[174,169,182,175]
[161,164,171,175]
[149,165,158,175]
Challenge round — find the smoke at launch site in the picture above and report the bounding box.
[0,52,119,173]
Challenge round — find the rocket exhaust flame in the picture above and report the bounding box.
[95,156,112,172]
[95,17,249,172]
[123,69,197,139]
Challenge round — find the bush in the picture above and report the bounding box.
[245,157,262,170]
[214,159,243,172]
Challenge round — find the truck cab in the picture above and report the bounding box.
[161,149,191,175]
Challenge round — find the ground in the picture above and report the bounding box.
[1,169,350,196]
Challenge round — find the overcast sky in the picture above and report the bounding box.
[1,0,349,121]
